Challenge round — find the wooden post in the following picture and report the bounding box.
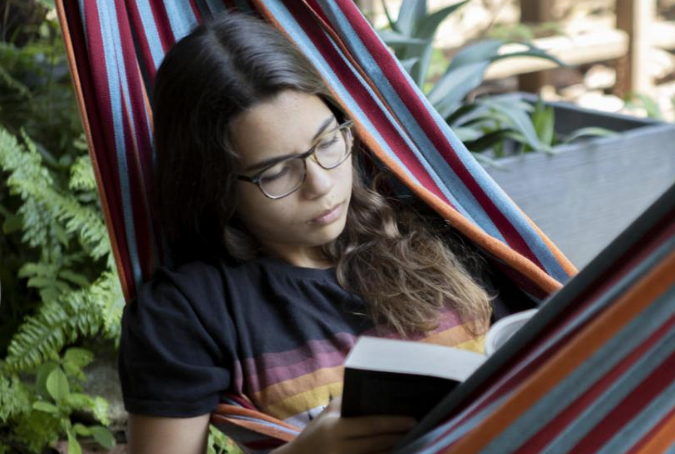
[614,0,654,97]
[518,0,556,94]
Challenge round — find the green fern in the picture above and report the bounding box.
[0,129,110,259]
[0,374,31,422]
[4,271,123,373]
[0,121,123,452]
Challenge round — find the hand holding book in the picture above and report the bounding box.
[341,309,537,420]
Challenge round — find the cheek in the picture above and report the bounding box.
[340,161,354,193]
[236,188,296,231]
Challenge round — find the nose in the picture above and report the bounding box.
[302,158,333,198]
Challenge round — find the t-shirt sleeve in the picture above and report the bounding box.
[118,262,237,417]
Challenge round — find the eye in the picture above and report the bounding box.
[318,135,340,150]
[261,163,292,182]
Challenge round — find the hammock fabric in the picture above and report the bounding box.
[54,0,675,453]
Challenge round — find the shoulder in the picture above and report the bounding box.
[139,255,253,304]
[126,257,240,334]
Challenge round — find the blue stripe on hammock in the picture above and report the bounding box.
[163,0,198,41]
[213,415,301,437]
[546,293,675,454]
[202,0,227,15]
[478,257,675,452]
[94,0,143,286]
[136,0,165,68]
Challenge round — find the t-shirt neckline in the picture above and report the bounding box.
[257,255,337,279]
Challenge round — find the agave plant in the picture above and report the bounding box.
[450,97,616,160]
[376,0,614,163]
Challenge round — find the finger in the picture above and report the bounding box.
[344,432,407,454]
[339,415,417,438]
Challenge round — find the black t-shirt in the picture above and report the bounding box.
[118,254,534,427]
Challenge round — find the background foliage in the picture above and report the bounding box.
[0,1,124,452]
[0,1,240,452]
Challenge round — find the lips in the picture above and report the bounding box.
[310,202,343,224]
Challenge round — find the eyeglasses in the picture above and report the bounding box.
[237,120,354,199]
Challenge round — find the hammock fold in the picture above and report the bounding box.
[55,1,675,453]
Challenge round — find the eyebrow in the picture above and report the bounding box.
[244,116,337,172]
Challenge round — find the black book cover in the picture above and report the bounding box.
[342,368,461,421]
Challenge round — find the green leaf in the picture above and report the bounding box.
[453,126,484,142]
[400,58,420,73]
[46,367,70,401]
[39,287,60,304]
[531,99,555,147]
[64,348,94,369]
[477,99,547,152]
[464,129,515,152]
[67,431,82,454]
[33,401,59,414]
[397,0,427,36]
[378,29,427,46]
[2,214,23,234]
[90,426,116,450]
[471,152,509,170]
[27,277,54,288]
[35,362,59,397]
[446,102,485,125]
[380,0,400,32]
[428,61,491,117]
[446,39,505,72]
[624,92,663,120]
[562,127,618,144]
[489,49,565,68]
[73,423,91,436]
[416,1,470,40]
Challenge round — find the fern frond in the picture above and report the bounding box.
[4,272,124,373]
[14,410,61,454]
[69,155,97,192]
[0,373,32,422]
[0,127,111,259]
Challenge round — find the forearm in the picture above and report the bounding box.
[127,413,210,454]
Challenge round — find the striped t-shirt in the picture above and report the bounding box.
[118,254,530,428]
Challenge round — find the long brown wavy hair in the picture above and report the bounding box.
[153,11,492,338]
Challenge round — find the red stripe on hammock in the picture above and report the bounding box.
[515,309,675,454]
[570,347,675,454]
[82,0,138,297]
[147,0,175,52]
[126,0,159,82]
[115,0,161,280]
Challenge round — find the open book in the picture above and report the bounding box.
[341,309,537,419]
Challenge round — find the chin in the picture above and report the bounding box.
[311,216,348,246]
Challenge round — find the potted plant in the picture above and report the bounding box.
[374,0,675,268]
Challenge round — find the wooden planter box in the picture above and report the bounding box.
[482,94,675,269]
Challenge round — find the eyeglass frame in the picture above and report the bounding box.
[236,119,355,200]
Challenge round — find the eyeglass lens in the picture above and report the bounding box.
[259,126,351,198]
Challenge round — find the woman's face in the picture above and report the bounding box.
[230,90,353,268]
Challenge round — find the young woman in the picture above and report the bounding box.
[118,11,534,454]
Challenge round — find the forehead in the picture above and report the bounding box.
[229,90,335,165]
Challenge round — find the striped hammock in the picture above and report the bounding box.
[56,0,675,453]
